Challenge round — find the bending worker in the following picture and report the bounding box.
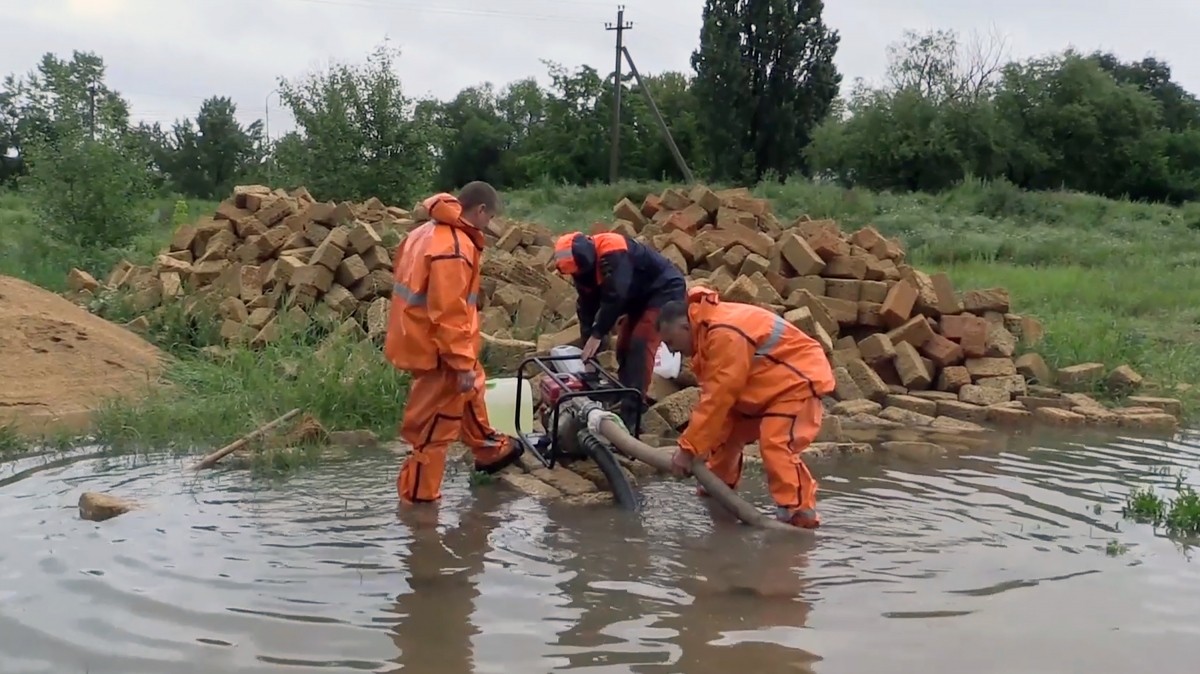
[384,181,524,504]
[552,230,686,428]
[656,286,836,529]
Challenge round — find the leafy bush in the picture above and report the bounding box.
[21,134,153,251]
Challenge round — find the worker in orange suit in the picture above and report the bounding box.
[656,286,836,529]
[552,231,686,429]
[384,182,524,504]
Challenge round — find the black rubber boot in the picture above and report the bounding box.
[474,440,525,475]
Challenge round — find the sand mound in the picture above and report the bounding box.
[0,275,165,434]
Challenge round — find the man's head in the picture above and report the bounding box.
[656,300,693,356]
[457,181,501,229]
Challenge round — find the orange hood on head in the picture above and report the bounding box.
[687,285,720,304]
[422,192,485,248]
[553,232,582,275]
[686,284,720,326]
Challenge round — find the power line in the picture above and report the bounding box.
[237,0,598,24]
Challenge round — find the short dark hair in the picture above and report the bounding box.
[458,181,501,213]
[656,300,689,330]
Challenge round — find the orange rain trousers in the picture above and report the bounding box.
[396,362,514,503]
[702,393,823,528]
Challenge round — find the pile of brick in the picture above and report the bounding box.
[586,185,1183,442]
[66,183,1183,450]
[68,185,428,345]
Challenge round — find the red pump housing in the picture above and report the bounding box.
[538,373,587,408]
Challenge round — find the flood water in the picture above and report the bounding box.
[2,431,1199,673]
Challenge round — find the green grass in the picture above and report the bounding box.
[86,297,410,452]
[1123,467,1200,538]
[0,190,218,289]
[2,175,1199,461]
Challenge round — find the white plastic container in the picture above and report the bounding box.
[549,344,586,374]
[483,377,535,438]
[653,343,682,379]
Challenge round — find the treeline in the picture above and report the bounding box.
[3,3,1200,253]
[811,29,1200,203]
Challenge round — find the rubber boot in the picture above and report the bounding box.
[474,439,525,475]
[775,506,820,529]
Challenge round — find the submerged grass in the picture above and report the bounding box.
[1123,467,1200,538]
[0,423,30,458]
[1,176,1198,465]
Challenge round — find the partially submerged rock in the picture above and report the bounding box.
[78,492,137,522]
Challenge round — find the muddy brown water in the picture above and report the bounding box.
[2,431,1199,674]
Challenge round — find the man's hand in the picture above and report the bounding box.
[456,370,475,393]
[581,336,602,361]
[670,448,693,478]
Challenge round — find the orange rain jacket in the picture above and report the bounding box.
[384,193,485,373]
[678,286,836,457]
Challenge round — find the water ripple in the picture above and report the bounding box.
[1,431,1198,672]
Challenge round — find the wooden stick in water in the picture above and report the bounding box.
[192,408,303,470]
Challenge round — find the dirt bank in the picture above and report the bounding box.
[0,275,165,435]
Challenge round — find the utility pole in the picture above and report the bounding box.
[87,81,97,140]
[605,5,632,183]
[264,89,278,184]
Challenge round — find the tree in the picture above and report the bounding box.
[691,0,841,182]
[161,96,264,198]
[513,62,610,185]
[433,84,515,189]
[1091,52,1200,132]
[885,28,1008,104]
[807,28,1012,191]
[0,51,131,183]
[273,41,436,206]
[996,52,1172,200]
[21,132,153,254]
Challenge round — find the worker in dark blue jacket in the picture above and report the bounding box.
[552,231,687,428]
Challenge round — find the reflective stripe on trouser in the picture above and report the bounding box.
[397,363,511,502]
[702,394,824,525]
[615,307,662,425]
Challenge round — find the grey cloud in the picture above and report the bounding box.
[1,0,1197,137]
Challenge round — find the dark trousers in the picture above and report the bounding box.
[614,279,686,429]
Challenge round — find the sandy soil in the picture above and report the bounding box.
[0,275,165,434]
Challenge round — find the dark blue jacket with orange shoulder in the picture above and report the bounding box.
[552,231,685,340]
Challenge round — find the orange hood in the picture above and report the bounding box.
[687,285,719,304]
[553,233,583,275]
[685,284,720,326]
[423,192,486,249]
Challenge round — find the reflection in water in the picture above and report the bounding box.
[641,535,820,674]
[388,504,486,673]
[0,430,1199,673]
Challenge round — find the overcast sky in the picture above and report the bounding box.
[3,0,1197,137]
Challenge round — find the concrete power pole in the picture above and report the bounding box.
[605,6,632,183]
